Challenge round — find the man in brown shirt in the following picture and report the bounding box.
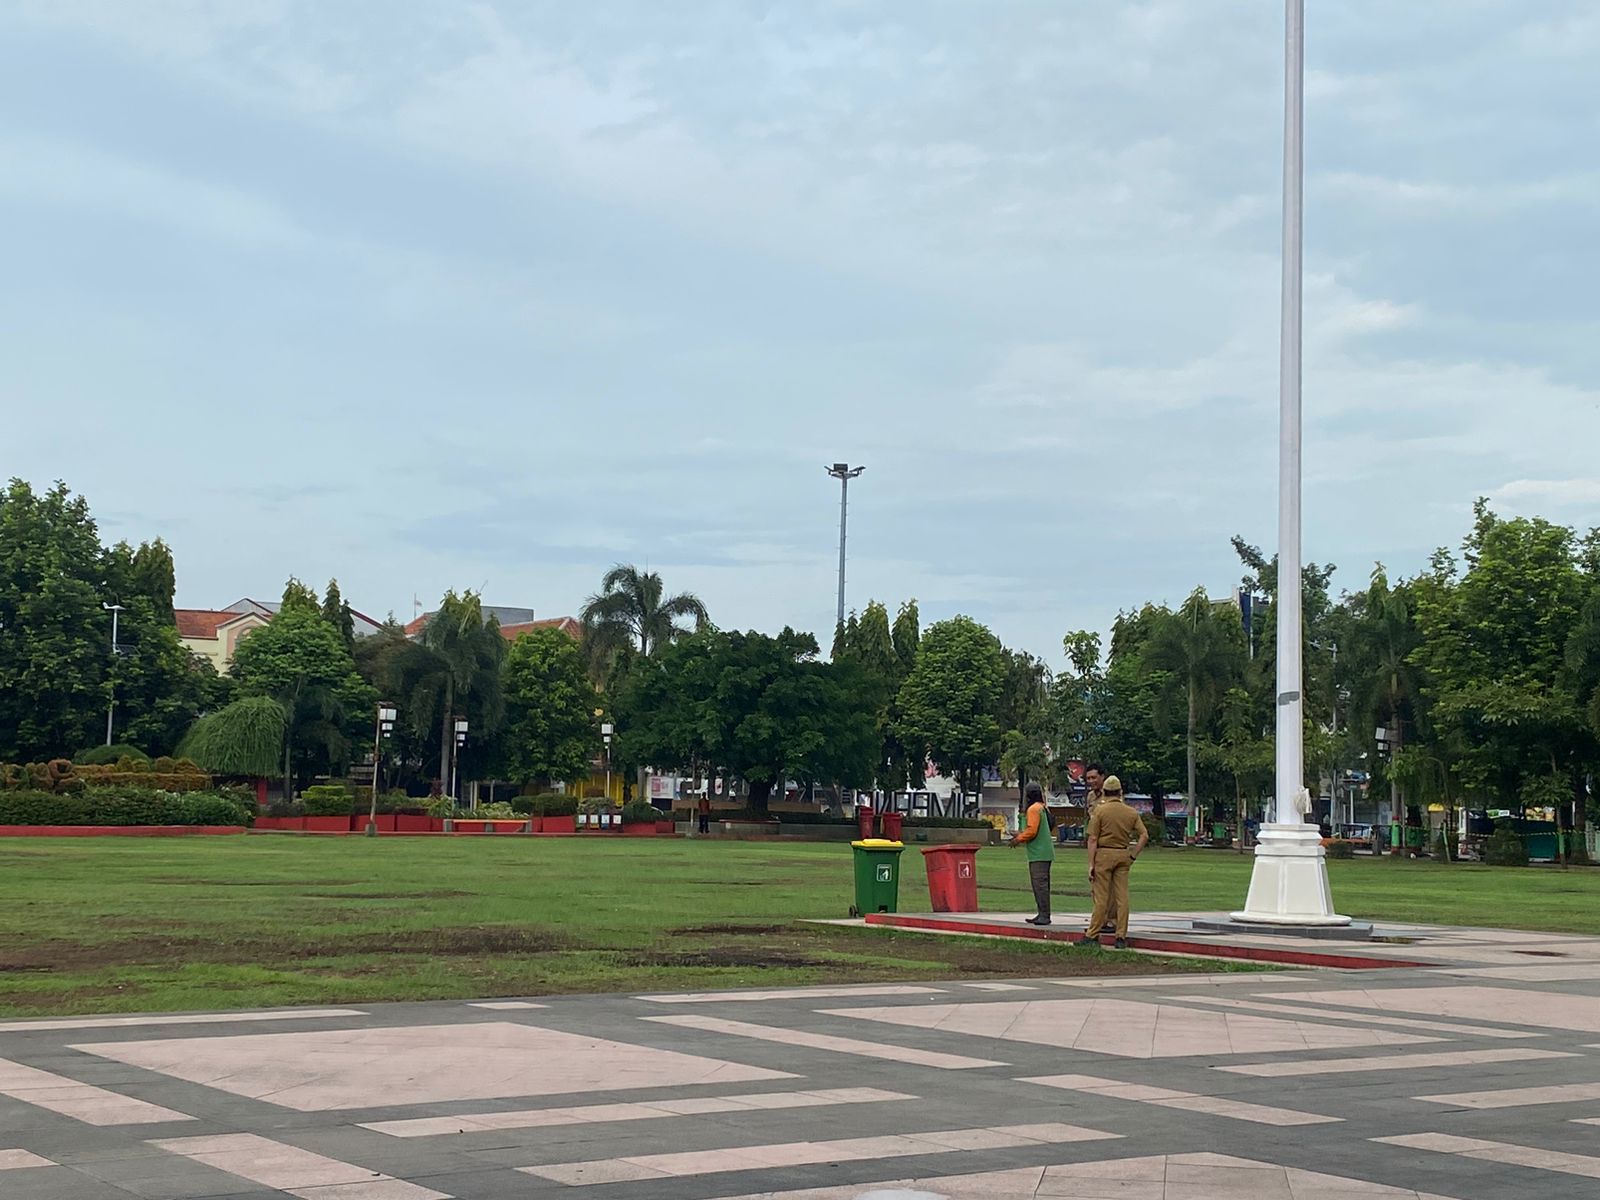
[1082,775,1149,949]
[1082,763,1115,933]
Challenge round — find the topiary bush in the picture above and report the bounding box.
[536,795,578,818]
[471,801,519,819]
[1483,827,1529,867]
[76,744,150,766]
[301,784,355,817]
[1139,813,1166,845]
[1325,839,1357,860]
[0,788,251,827]
[621,800,661,824]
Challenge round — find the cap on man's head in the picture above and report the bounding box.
[1102,775,1124,795]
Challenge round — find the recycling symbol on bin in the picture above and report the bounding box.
[876,865,893,882]
[957,862,972,878]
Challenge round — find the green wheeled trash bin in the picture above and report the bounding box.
[849,839,904,917]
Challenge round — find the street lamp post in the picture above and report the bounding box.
[102,603,125,746]
[368,703,396,835]
[601,722,614,803]
[452,718,469,808]
[825,463,864,637]
[1235,0,1348,926]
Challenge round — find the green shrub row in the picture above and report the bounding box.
[507,794,579,817]
[0,788,253,827]
[2,757,211,794]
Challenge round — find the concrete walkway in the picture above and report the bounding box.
[3,924,1600,1198]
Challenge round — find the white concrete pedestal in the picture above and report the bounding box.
[1231,822,1350,926]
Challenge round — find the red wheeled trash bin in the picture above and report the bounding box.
[921,844,983,912]
[856,805,877,841]
[880,811,904,841]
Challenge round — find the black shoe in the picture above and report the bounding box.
[1113,937,1128,950]
[1025,915,1051,926]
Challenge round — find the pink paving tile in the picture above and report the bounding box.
[641,1013,1004,1068]
[151,1133,449,1198]
[1020,1074,1337,1126]
[1258,986,1600,1033]
[1172,995,1540,1039]
[1417,1081,1600,1109]
[0,1058,193,1126]
[521,1122,1117,1185]
[820,999,1435,1060]
[0,1009,365,1034]
[465,1001,546,1010]
[81,1021,789,1111]
[1376,1133,1600,1181]
[1219,1047,1575,1077]
[641,985,946,1003]
[0,1149,55,1170]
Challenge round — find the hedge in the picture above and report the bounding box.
[0,788,253,827]
[301,784,355,817]
[1,757,211,794]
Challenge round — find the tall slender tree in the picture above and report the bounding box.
[580,565,708,686]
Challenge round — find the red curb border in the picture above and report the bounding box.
[863,913,1431,970]
[0,825,247,838]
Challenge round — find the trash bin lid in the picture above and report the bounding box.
[920,843,985,855]
[852,839,904,849]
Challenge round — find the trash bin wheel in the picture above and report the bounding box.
[848,904,861,919]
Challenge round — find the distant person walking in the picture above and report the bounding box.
[1082,775,1149,949]
[697,794,711,835]
[1008,782,1055,925]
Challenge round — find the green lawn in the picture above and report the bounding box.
[1,836,1593,1017]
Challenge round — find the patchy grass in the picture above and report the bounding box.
[3,836,1590,1016]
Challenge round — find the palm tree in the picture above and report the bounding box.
[1144,589,1242,835]
[393,592,506,797]
[1353,567,1420,843]
[581,565,709,682]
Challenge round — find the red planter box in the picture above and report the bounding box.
[394,813,433,833]
[253,816,303,831]
[452,819,526,834]
[656,819,674,834]
[525,816,544,833]
[541,815,576,835]
[349,813,400,833]
[303,816,351,833]
[622,822,657,837]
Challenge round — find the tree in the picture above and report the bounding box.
[230,597,374,799]
[1343,565,1426,833]
[895,616,1006,794]
[180,696,288,781]
[1143,590,1243,829]
[322,580,355,650]
[1412,501,1594,821]
[502,627,599,785]
[0,480,109,760]
[892,600,921,677]
[580,564,708,684]
[398,591,507,796]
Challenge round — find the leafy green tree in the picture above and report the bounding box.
[502,627,599,785]
[1143,589,1245,825]
[0,480,109,759]
[180,696,288,779]
[895,616,1006,794]
[1412,501,1594,820]
[580,564,709,685]
[230,597,375,799]
[396,591,507,795]
[322,580,355,650]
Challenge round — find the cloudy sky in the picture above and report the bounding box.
[3,1,1597,663]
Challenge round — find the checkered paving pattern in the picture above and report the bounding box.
[3,922,1600,1198]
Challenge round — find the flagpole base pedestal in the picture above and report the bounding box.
[1231,823,1350,926]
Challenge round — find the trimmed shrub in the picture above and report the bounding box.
[1139,814,1166,845]
[536,795,578,818]
[0,788,251,827]
[621,800,660,824]
[1325,839,1357,860]
[301,784,355,817]
[1483,827,1530,867]
[471,801,519,819]
[774,811,855,826]
[76,744,150,766]
[904,816,993,829]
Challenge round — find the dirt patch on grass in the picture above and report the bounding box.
[671,923,797,936]
[622,947,834,969]
[301,891,471,901]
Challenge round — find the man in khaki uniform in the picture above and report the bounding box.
[1083,775,1148,949]
[1082,764,1115,934]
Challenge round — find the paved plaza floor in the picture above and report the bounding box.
[4,916,1600,1199]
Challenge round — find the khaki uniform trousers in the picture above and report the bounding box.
[1085,848,1133,940]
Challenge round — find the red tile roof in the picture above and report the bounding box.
[175,609,239,640]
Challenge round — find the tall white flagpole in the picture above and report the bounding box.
[1235,0,1348,926]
